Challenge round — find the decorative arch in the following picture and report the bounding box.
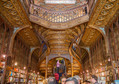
[88,25,110,56]
[9,25,31,56]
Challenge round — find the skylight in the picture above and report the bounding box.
[45,0,76,4]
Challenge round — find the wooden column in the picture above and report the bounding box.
[71,56,73,77]
[45,56,48,79]
[71,63,73,77]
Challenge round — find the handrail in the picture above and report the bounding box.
[71,49,82,63]
[39,49,47,62]
[38,47,50,62]
[72,49,80,60]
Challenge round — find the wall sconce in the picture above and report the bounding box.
[2,54,6,58]
[86,70,89,72]
[37,72,39,74]
[100,63,102,65]
[102,72,104,76]
[24,67,26,69]
[15,62,17,66]
[108,58,111,62]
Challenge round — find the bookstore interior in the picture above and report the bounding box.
[0,0,119,84]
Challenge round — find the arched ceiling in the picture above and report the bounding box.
[17,28,41,47]
[80,28,102,46]
[33,23,86,55]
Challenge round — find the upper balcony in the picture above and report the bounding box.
[29,3,89,29]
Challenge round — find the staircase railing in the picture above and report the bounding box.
[38,49,48,62]
[71,48,82,64]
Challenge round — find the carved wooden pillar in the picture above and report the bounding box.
[71,56,73,77]
[45,56,48,79]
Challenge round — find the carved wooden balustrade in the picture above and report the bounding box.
[30,4,88,23]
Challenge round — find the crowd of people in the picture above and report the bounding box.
[45,75,99,84]
[43,59,99,84]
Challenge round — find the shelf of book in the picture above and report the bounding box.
[0,58,6,83]
[28,72,37,84]
[6,68,27,84]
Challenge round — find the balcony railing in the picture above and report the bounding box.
[30,4,88,23]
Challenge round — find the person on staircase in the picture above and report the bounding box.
[56,60,61,74]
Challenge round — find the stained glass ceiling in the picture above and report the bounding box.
[33,0,87,5]
[45,0,76,4]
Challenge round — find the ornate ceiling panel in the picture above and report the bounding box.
[89,0,119,27]
[17,28,40,47]
[36,25,84,55]
[80,28,101,46]
[0,0,30,28]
